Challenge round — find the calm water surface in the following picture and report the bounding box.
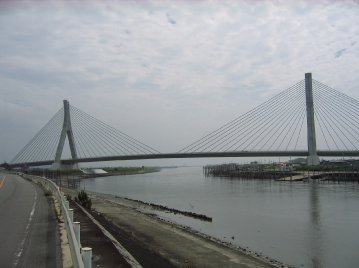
[80,166,359,268]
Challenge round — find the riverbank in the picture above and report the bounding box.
[22,166,161,183]
[63,188,290,268]
[101,166,161,176]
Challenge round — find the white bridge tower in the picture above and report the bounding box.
[53,100,78,169]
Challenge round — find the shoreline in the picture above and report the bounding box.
[80,168,161,178]
[64,188,291,268]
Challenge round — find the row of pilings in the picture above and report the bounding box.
[203,163,359,182]
[320,171,359,182]
[203,163,297,180]
[123,197,212,222]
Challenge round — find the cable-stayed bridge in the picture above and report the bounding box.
[6,73,359,169]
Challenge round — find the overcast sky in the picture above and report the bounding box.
[1,0,359,166]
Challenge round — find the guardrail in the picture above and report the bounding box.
[19,173,92,268]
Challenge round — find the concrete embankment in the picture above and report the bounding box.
[63,188,289,268]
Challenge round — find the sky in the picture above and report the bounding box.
[1,0,359,166]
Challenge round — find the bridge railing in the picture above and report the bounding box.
[18,172,91,268]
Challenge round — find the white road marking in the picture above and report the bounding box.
[13,185,38,268]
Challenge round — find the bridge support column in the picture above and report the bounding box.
[305,73,320,166]
[53,100,78,170]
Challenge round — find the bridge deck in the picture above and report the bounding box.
[6,150,359,168]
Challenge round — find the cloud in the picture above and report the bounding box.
[335,48,346,58]
[166,12,176,25]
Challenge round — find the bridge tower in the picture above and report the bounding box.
[305,73,320,166]
[53,100,78,169]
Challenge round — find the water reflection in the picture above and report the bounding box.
[309,181,323,268]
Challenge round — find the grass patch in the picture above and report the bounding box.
[103,166,160,174]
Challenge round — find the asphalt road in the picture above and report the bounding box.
[0,172,61,268]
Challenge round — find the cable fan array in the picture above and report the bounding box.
[180,79,359,153]
[11,77,359,165]
[11,104,160,164]
[11,108,64,163]
[313,80,359,151]
[180,80,307,153]
[69,105,160,158]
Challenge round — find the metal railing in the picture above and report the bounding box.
[20,173,92,268]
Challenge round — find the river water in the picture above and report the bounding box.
[80,166,359,268]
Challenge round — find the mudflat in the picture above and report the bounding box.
[64,188,287,268]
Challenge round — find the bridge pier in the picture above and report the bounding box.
[305,73,320,166]
[51,162,78,170]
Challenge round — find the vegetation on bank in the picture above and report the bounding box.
[103,166,160,175]
[295,163,359,172]
[22,166,160,176]
[75,190,92,210]
[294,165,343,172]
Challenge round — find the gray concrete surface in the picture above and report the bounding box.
[0,173,61,268]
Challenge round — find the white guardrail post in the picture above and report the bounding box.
[68,208,74,222]
[74,222,81,244]
[21,173,92,268]
[82,247,92,268]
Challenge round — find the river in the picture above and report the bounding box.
[80,166,359,268]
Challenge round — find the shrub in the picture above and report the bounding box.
[75,190,92,210]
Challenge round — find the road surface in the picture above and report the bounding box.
[0,172,61,267]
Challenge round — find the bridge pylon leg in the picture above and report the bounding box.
[305,73,320,166]
[52,100,78,170]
